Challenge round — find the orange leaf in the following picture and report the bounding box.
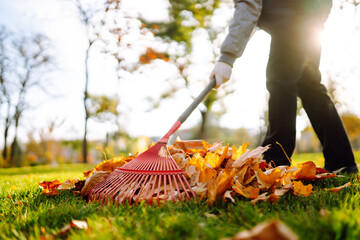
[293,161,317,180]
[175,139,206,152]
[38,179,62,196]
[292,181,313,197]
[324,182,351,193]
[233,182,260,199]
[256,167,282,189]
[199,165,217,183]
[216,168,236,196]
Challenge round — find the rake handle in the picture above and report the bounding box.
[178,77,216,124]
[159,78,216,143]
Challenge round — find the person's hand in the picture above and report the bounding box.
[210,61,232,89]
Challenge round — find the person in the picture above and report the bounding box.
[210,0,358,173]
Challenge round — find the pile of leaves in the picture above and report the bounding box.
[38,139,352,205]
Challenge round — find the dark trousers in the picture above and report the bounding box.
[257,0,356,171]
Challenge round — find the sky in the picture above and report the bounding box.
[0,0,360,145]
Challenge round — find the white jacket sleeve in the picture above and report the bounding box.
[219,0,262,67]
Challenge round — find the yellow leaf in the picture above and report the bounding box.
[231,143,249,160]
[205,152,221,168]
[10,185,18,190]
[189,153,206,171]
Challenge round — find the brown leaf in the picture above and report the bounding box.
[223,220,298,240]
[81,171,111,197]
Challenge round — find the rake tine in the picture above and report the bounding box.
[136,174,153,204]
[116,173,142,205]
[148,175,158,205]
[176,174,189,201]
[156,175,163,205]
[172,174,182,201]
[134,174,151,204]
[128,174,147,204]
[167,174,175,202]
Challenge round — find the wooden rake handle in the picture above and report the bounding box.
[159,78,216,142]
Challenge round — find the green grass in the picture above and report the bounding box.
[1,157,360,240]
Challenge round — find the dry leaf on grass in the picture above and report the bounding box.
[40,139,343,204]
[58,178,79,190]
[223,220,298,240]
[292,181,313,197]
[38,180,62,196]
[58,220,88,236]
[324,182,351,193]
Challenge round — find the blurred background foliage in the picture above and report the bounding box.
[1,0,360,168]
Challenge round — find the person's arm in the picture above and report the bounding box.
[211,0,262,88]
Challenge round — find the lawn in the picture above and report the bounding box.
[1,153,360,240]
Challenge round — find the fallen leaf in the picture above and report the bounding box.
[223,190,236,203]
[58,178,79,190]
[292,181,313,197]
[233,145,270,168]
[223,220,298,240]
[232,181,260,199]
[38,180,62,196]
[324,182,351,193]
[216,168,236,197]
[293,161,317,180]
[59,220,88,236]
[81,171,111,197]
[256,167,282,189]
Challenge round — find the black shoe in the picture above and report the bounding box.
[328,165,359,174]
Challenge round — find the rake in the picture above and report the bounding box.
[89,78,217,205]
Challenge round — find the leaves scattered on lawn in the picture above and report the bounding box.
[38,139,357,205]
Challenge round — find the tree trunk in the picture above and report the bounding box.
[82,41,93,163]
[2,103,11,160]
[9,117,20,167]
[199,110,208,140]
[3,124,9,160]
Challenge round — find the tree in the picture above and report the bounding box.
[71,0,103,163]
[0,26,12,161]
[137,0,235,139]
[3,33,52,167]
[72,0,154,162]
